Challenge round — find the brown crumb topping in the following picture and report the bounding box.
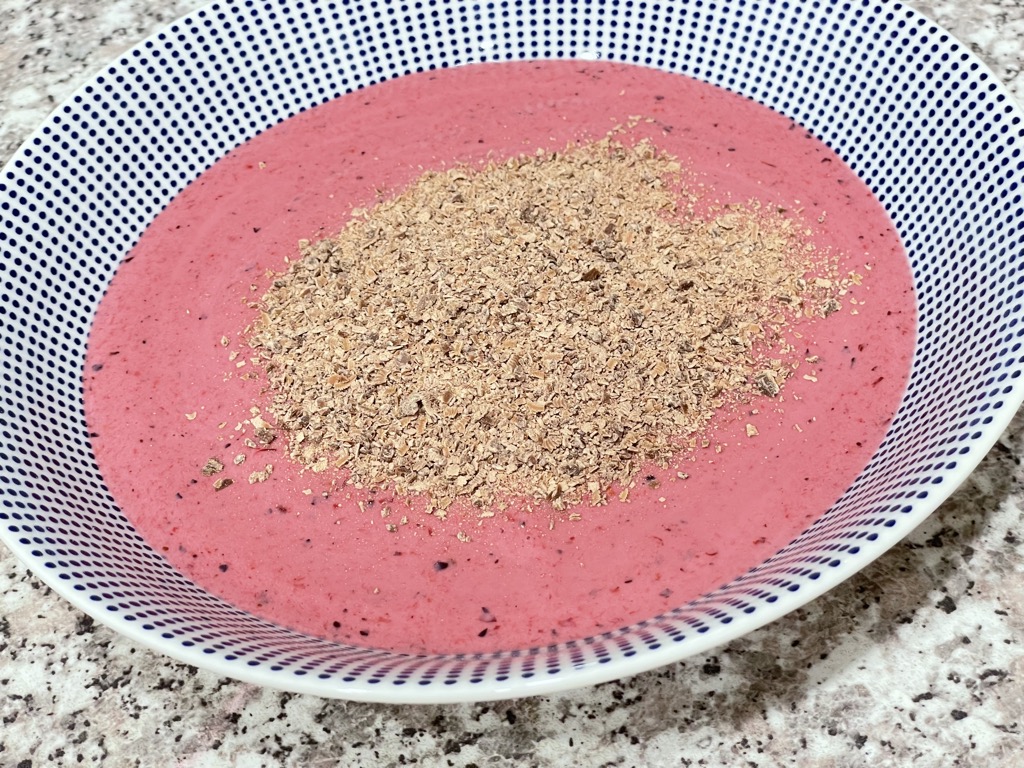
[201,457,225,476]
[249,133,848,512]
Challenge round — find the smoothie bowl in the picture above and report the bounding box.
[2,0,1023,703]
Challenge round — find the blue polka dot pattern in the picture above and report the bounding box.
[1,1,1023,702]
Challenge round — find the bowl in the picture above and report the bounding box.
[2,0,1023,703]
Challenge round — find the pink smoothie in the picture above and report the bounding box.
[84,61,915,654]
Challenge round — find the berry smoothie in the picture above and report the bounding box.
[84,61,915,654]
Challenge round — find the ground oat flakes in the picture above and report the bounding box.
[249,134,847,512]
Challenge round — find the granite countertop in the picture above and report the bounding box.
[2,1,1024,766]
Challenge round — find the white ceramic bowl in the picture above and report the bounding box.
[2,0,1023,703]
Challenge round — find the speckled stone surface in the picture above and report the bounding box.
[2,1,1024,766]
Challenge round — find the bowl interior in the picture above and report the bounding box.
[2,0,1023,702]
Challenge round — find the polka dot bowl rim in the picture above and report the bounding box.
[2,0,1023,703]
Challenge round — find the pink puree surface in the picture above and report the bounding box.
[84,62,915,654]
